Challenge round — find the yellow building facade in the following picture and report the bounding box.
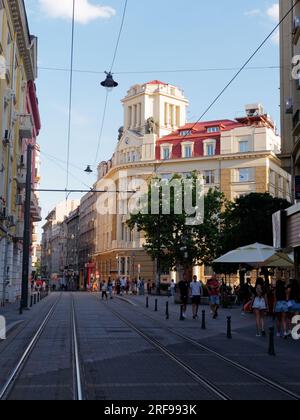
[0,0,39,303]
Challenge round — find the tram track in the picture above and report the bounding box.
[0,293,84,401]
[104,298,300,401]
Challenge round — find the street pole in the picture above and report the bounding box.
[156,213,161,295]
[20,144,33,314]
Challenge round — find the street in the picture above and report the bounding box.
[0,293,299,401]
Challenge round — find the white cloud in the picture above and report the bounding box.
[244,9,261,17]
[39,0,116,25]
[271,29,280,46]
[267,3,279,45]
[267,3,279,22]
[244,3,279,46]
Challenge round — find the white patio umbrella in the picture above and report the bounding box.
[214,243,294,268]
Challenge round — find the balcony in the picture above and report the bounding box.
[16,168,26,188]
[31,192,42,222]
[112,239,144,250]
[19,114,33,139]
[293,110,300,136]
[15,221,24,240]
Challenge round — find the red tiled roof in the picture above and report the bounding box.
[159,120,243,141]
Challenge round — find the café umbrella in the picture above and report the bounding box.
[214,243,294,268]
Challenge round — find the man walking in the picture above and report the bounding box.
[101,282,108,301]
[207,275,220,319]
[190,275,203,320]
[178,276,190,319]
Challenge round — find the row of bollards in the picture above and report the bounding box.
[145,297,277,356]
[29,291,49,309]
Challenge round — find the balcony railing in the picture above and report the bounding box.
[16,168,26,188]
[15,221,24,240]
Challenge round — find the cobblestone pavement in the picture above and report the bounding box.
[0,292,299,400]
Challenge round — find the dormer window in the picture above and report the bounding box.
[207,126,220,133]
[179,130,192,137]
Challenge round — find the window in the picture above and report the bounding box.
[207,126,220,133]
[204,170,215,185]
[206,144,215,156]
[184,146,192,158]
[237,168,253,183]
[180,130,192,137]
[162,147,171,160]
[239,141,249,153]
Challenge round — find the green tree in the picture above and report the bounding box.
[127,174,226,284]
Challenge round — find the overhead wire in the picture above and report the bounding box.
[150,0,299,178]
[66,0,76,193]
[38,64,283,76]
[91,0,129,169]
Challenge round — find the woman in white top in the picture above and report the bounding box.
[252,278,268,337]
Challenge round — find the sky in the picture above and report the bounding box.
[24,0,281,231]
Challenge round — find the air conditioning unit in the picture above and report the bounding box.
[2,129,10,145]
[286,98,294,115]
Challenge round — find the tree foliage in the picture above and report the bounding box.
[127,173,226,272]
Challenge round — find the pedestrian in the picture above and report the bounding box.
[241,279,254,315]
[170,280,176,297]
[207,276,221,319]
[120,277,126,295]
[252,278,268,337]
[287,279,300,335]
[108,279,113,300]
[190,275,203,320]
[274,279,289,339]
[101,282,108,301]
[178,276,190,319]
[140,279,145,296]
[147,281,151,295]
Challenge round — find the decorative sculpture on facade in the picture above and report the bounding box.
[118,126,124,141]
[145,117,156,134]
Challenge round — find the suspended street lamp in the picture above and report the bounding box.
[84,165,93,174]
[101,71,118,91]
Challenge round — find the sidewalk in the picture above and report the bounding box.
[115,293,300,349]
[0,293,52,338]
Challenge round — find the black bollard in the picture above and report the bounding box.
[166,302,169,320]
[146,297,149,309]
[30,295,33,308]
[155,299,158,312]
[180,305,184,321]
[268,327,276,356]
[227,316,232,339]
[202,310,206,330]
